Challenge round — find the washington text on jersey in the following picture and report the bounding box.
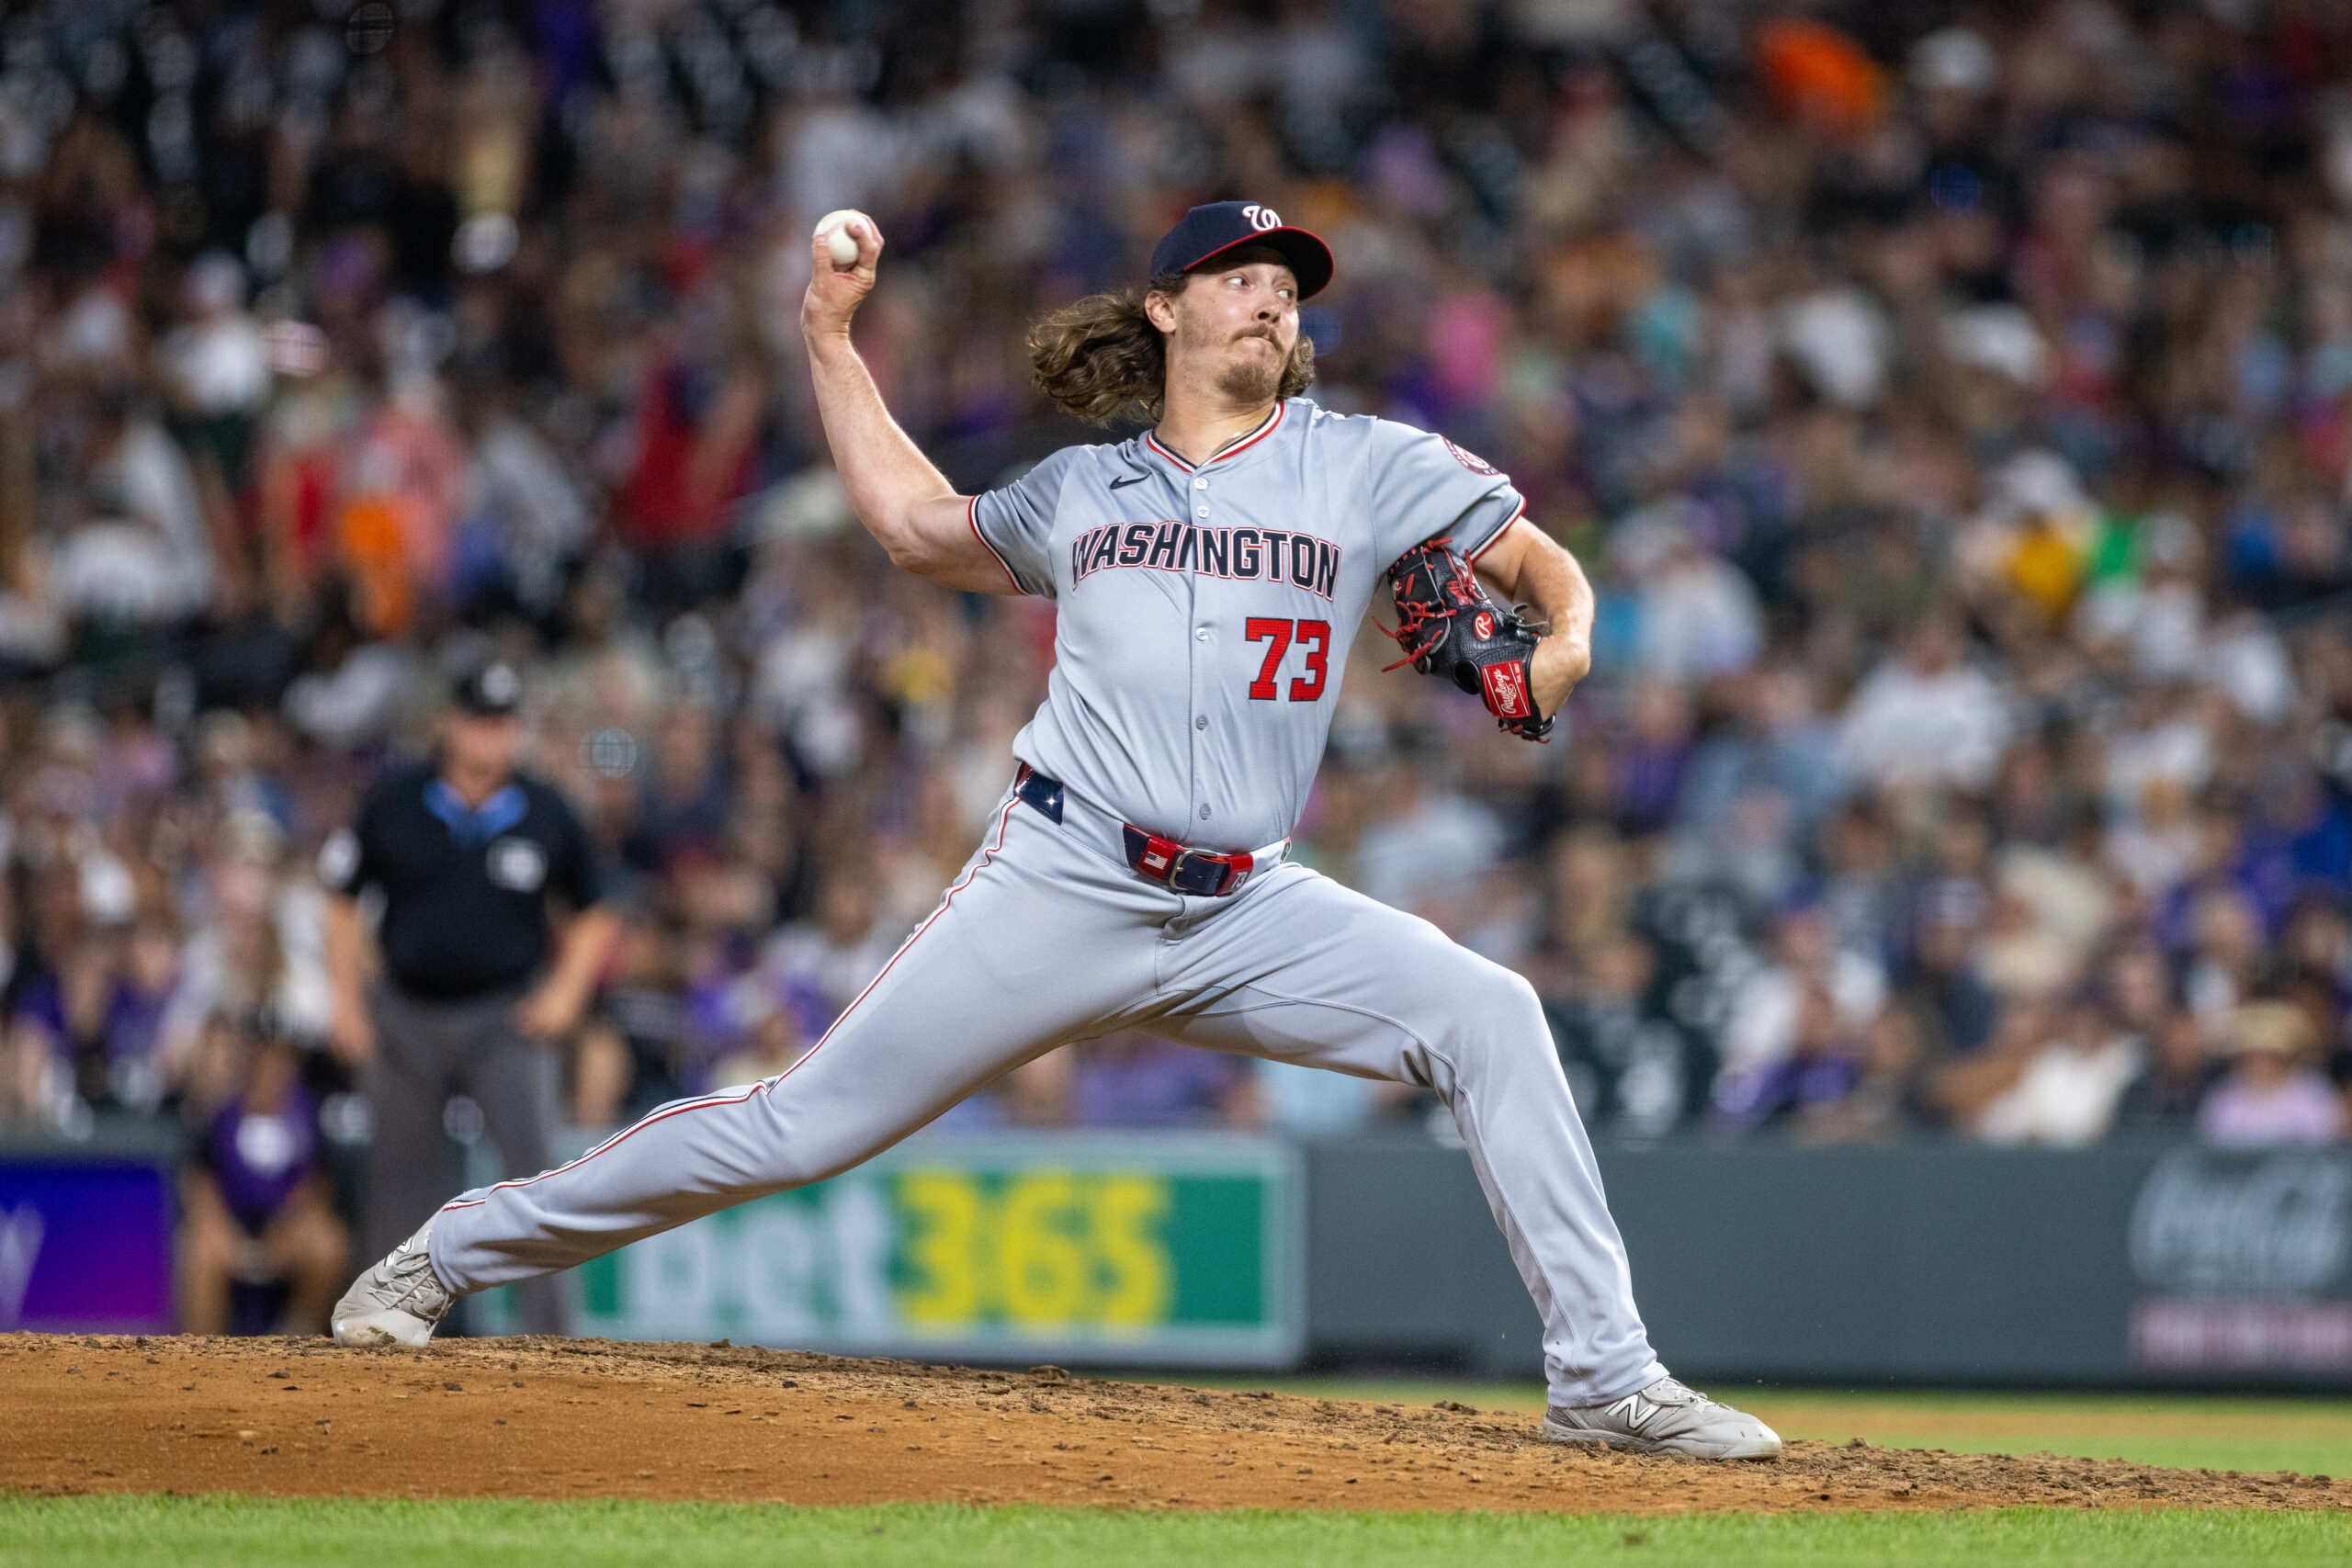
[1067,520,1342,599]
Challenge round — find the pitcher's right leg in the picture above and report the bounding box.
[418,799,1161,1300]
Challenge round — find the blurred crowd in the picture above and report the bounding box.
[7,0,2352,1320]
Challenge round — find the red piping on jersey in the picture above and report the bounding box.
[967,495,1023,593]
[1467,498,1527,563]
[1144,401,1284,473]
[439,792,1025,1217]
[1143,432,1192,470]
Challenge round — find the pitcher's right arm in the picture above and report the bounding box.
[798,216,1015,592]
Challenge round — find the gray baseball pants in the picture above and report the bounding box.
[365,982,568,1336]
[430,780,1666,1405]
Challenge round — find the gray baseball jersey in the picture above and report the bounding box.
[969,399,1526,850]
[420,398,1670,1409]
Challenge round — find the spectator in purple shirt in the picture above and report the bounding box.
[1611,678,1694,837]
[1710,981,1864,1134]
[1069,1032,1257,1129]
[2198,1000,2346,1148]
[6,910,185,1117]
[178,1016,349,1336]
[2235,765,2352,935]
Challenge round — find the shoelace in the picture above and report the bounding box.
[381,1247,449,1314]
[1597,1379,1701,1431]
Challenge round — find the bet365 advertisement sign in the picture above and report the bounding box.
[487,1133,1303,1366]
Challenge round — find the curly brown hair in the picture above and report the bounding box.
[1027,258,1317,426]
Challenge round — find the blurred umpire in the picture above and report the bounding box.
[321,661,616,1335]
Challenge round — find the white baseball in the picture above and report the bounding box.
[814,209,866,267]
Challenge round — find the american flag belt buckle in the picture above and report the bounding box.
[1122,826,1253,897]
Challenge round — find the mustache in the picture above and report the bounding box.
[1232,326,1283,345]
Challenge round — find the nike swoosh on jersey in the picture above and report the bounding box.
[1108,473,1149,490]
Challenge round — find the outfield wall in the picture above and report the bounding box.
[1315,1135,2352,1390]
[8,1127,2350,1388]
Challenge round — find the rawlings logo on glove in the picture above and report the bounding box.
[1481,660,1531,718]
[1381,538,1555,740]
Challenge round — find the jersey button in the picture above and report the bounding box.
[1199,806,1211,819]
[1193,478,1208,490]
[1194,627,1209,641]
[1195,716,1207,729]
[1195,508,1209,518]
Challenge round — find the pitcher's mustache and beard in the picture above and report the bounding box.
[1215,325,1289,403]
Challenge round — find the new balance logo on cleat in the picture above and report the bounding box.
[1607,1391,1658,1430]
[1540,1377,1782,1461]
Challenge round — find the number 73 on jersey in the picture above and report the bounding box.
[1245,618,1329,702]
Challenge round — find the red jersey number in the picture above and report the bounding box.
[1245,617,1329,703]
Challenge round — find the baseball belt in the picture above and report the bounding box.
[1013,765,1280,898]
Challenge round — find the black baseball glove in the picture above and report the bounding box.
[1382,538,1555,740]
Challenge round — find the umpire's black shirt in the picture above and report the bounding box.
[322,763,604,1001]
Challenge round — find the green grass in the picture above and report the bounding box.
[1740,1389,2352,1479]
[3,1495,2348,1568]
[17,1387,2352,1565]
[1156,1377,2352,1477]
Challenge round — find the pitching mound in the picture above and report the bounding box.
[4,1334,2345,1515]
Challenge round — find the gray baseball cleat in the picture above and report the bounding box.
[331,1220,455,1348]
[1541,1376,1782,1460]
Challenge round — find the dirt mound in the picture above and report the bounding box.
[5,1334,2346,1515]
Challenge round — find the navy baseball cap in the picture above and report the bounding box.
[453,660,524,716]
[1150,201,1334,299]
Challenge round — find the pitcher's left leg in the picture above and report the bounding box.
[1150,863,1660,1406]
[1153,865,1779,1457]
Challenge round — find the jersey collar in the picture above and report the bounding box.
[425,778,527,844]
[1143,400,1284,474]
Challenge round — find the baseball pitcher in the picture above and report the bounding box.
[334,200,1781,1461]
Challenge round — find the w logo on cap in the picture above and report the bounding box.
[1150,202,1334,299]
